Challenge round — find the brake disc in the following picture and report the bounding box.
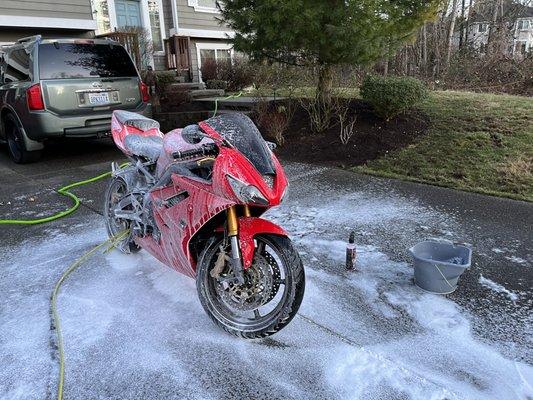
[215,253,280,311]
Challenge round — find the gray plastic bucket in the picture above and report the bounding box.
[409,240,472,294]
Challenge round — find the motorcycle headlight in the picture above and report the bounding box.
[227,175,269,206]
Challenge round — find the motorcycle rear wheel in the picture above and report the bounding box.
[196,234,305,339]
[104,177,141,254]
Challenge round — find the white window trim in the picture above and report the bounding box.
[177,28,234,39]
[148,0,167,55]
[0,15,96,30]
[196,42,234,83]
[187,0,219,14]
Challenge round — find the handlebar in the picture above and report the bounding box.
[172,143,218,160]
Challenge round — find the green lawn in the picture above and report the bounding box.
[356,91,533,201]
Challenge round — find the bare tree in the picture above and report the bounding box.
[446,0,460,66]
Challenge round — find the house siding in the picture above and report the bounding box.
[0,0,93,20]
[176,0,227,32]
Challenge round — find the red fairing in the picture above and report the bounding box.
[238,217,288,268]
[111,111,290,278]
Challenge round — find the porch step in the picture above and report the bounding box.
[168,82,205,91]
[193,96,285,110]
[189,89,226,99]
[210,109,253,116]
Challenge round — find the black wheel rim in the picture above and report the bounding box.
[7,126,23,161]
[105,178,134,251]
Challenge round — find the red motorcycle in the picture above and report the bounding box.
[105,110,305,338]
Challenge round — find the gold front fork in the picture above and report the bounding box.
[226,205,245,284]
[243,205,251,218]
[227,206,239,237]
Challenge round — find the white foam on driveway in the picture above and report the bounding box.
[1,172,532,399]
[479,275,519,301]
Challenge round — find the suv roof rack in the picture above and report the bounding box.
[17,35,42,44]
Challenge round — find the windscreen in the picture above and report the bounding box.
[38,43,138,79]
[204,113,275,175]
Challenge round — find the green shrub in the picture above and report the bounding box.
[201,58,254,92]
[154,71,177,95]
[217,58,254,91]
[200,59,218,82]
[205,79,228,90]
[360,75,428,120]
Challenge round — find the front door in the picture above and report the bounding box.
[115,0,142,28]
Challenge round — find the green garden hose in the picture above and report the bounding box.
[0,163,129,400]
[0,163,128,225]
[51,229,129,400]
[212,91,243,118]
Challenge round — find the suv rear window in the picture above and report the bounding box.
[38,43,138,80]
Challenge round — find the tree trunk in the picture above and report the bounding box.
[446,0,459,67]
[317,64,334,104]
[488,0,500,53]
[422,24,428,76]
[459,0,466,48]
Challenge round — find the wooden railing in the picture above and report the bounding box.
[164,36,192,80]
[96,32,142,70]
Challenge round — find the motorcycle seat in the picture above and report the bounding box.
[114,110,160,132]
[124,134,164,162]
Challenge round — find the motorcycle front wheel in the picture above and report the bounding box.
[196,234,305,339]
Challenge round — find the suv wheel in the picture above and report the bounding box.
[5,115,43,164]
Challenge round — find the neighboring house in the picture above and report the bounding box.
[512,17,533,55]
[466,2,533,56]
[92,0,234,81]
[162,0,234,82]
[0,0,96,45]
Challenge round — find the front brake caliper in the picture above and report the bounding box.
[210,245,229,279]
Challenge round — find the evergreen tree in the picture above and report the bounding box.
[220,0,444,102]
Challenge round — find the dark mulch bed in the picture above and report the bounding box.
[262,99,429,167]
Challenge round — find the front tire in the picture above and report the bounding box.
[196,234,305,339]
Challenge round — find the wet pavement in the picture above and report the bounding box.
[0,141,531,400]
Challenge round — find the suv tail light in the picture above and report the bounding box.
[27,84,45,111]
[140,81,150,102]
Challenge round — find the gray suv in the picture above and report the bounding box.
[0,36,152,163]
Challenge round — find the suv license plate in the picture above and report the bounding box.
[88,92,110,105]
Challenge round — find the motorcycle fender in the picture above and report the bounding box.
[238,217,288,269]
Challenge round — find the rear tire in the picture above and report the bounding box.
[104,176,141,254]
[5,115,42,164]
[196,234,305,339]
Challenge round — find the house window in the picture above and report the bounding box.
[91,0,112,34]
[198,0,217,8]
[197,44,234,81]
[517,20,530,30]
[115,0,142,28]
[478,23,487,33]
[188,0,219,13]
[200,48,232,66]
[148,0,163,52]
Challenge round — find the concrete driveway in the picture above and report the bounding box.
[0,140,531,400]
